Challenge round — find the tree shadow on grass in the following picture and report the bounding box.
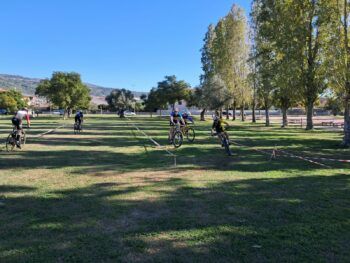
[0,174,349,262]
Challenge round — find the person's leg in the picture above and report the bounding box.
[169,125,175,142]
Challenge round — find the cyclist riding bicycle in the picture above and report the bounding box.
[212,113,230,145]
[75,111,84,126]
[11,108,31,148]
[169,108,185,143]
[182,111,194,125]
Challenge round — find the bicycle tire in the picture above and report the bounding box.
[186,127,195,142]
[222,137,232,156]
[172,131,183,148]
[21,131,26,145]
[6,134,15,152]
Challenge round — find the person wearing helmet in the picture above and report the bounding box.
[212,112,230,145]
[182,110,194,125]
[169,108,185,143]
[74,110,84,126]
[12,108,31,148]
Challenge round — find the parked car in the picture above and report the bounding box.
[52,110,64,115]
[0,109,8,115]
[124,110,136,116]
[222,111,232,116]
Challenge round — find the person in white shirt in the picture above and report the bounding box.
[11,108,31,148]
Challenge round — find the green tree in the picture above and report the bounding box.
[0,93,17,112]
[36,72,91,117]
[105,89,135,117]
[326,0,350,145]
[7,89,27,109]
[202,74,231,114]
[142,88,168,116]
[156,76,191,110]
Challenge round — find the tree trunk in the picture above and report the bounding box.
[342,97,350,146]
[226,106,229,120]
[252,103,256,123]
[306,101,314,130]
[219,108,223,118]
[281,107,288,128]
[240,106,245,122]
[232,101,236,121]
[265,108,270,126]
[200,109,206,121]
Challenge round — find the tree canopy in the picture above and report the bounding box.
[36,72,91,116]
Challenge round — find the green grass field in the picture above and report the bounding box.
[0,115,349,262]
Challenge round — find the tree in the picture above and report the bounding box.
[202,74,231,114]
[6,89,27,109]
[324,93,344,116]
[156,76,191,110]
[0,93,17,112]
[187,87,207,121]
[36,72,91,117]
[224,5,250,121]
[142,88,168,116]
[105,89,135,117]
[251,0,277,126]
[326,0,350,145]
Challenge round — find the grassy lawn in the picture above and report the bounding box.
[0,115,349,262]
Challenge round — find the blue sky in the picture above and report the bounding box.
[0,0,251,92]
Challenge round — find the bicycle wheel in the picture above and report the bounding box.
[186,127,195,142]
[74,123,78,134]
[21,131,26,145]
[172,131,183,148]
[6,134,16,152]
[222,137,232,156]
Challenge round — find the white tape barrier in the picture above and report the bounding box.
[126,119,177,165]
[231,141,332,169]
[30,124,67,138]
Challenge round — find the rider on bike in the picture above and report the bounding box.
[212,112,230,145]
[11,108,31,148]
[75,111,84,126]
[182,110,194,125]
[169,108,185,143]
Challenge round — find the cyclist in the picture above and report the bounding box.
[74,110,84,127]
[182,110,194,125]
[212,112,230,145]
[11,108,31,148]
[169,108,185,143]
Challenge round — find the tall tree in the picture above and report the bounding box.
[36,72,91,117]
[326,0,350,145]
[225,5,250,121]
[105,89,135,117]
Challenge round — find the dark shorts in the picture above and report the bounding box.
[12,117,21,130]
[75,116,82,123]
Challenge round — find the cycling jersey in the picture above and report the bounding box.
[15,110,30,122]
[170,112,183,124]
[212,118,227,133]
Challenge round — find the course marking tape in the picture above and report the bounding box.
[232,140,332,168]
[278,150,350,164]
[126,118,177,160]
[30,124,67,138]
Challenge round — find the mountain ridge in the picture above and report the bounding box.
[0,73,147,97]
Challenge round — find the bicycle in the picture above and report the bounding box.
[212,126,232,156]
[181,123,195,142]
[169,122,183,148]
[74,121,82,134]
[6,126,26,152]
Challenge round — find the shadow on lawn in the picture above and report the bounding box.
[0,174,349,262]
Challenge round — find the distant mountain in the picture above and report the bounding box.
[0,74,147,97]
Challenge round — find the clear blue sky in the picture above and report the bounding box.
[0,0,251,92]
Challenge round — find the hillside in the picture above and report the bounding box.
[0,74,146,97]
